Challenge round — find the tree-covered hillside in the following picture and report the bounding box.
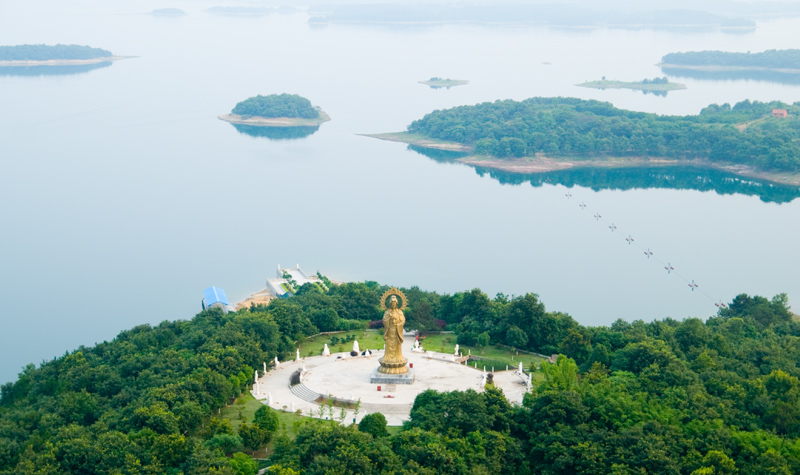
[1,281,799,474]
[0,44,112,61]
[406,97,800,171]
[661,49,800,69]
[231,94,320,119]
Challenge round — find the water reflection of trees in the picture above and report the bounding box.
[0,62,112,77]
[662,67,800,85]
[479,166,800,204]
[231,124,320,140]
[407,145,799,203]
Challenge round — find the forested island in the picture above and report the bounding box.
[577,77,686,95]
[219,94,330,128]
[1,280,799,474]
[0,44,130,66]
[366,97,800,186]
[660,49,800,72]
[419,77,469,89]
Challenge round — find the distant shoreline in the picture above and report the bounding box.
[658,63,800,74]
[577,80,686,92]
[362,131,800,187]
[0,56,136,67]
[219,110,331,127]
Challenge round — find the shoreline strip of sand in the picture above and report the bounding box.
[362,131,800,187]
[0,56,136,67]
[219,110,331,128]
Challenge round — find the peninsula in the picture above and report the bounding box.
[659,49,800,74]
[0,44,133,67]
[419,77,469,88]
[219,93,330,127]
[363,97,800,186]
[577,77,686,93]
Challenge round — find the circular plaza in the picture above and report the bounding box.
[252,335,531,425]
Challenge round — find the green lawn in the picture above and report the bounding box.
[418,334,544,372]
[221,392,333,459]
[297,330,385,357]
[297,332,545,371]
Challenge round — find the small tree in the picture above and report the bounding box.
[230,452,258,475]
[238,422,268,453]
[358,413,389,438]
[253,406,279,437]
[476,332,490,348]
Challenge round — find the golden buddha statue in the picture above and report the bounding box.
[378,288,409,375]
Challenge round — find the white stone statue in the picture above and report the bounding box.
[414,339,420,348]
[274,356,280,368]
[519,362,524,373]
[454,344,459,355]
[353,340,360,353]
[254,369,259,381]
[323,344,331,356]
[296,349,300,361]
[263,362,267,374]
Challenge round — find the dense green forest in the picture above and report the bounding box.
[231,94,320,119]
[405,97,800,172]
[2,281,799,474]
[661,49,800,69]
[0,44,112,61]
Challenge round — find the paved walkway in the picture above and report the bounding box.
[252,335,531,426]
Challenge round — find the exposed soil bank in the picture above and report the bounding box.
[219,110,330,127]
[0,56,135,66]
[363,132,800,187]
[658,63,800,74]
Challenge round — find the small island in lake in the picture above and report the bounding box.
[363,97,800,186]
[419,77,469,89]
[219,93,330,127]
[0,44,133,67]
[577,77,686,94]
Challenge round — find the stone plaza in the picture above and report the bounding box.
[251,335,533,426]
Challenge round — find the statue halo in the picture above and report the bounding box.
[380,287,408,311]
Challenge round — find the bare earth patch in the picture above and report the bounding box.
[219,110,330,127]
[359,132,471,152]
[360,132,800,187]
[0,56,136,66]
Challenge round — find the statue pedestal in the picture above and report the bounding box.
[371,367,415,385]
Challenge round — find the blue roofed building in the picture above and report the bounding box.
[202,286,230,313]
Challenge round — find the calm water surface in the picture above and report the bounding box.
[1,1,800,382]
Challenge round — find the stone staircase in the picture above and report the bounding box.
[290,383,322,403]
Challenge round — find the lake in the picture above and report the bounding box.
[1,0,799,383]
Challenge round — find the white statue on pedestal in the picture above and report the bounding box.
[254,369,259,382]
[263,362,267,374]
[353,340,360,354]
[296,349,300,361]
[454,344,459,356]
[323,344,331,356]
[274,356,280,368]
